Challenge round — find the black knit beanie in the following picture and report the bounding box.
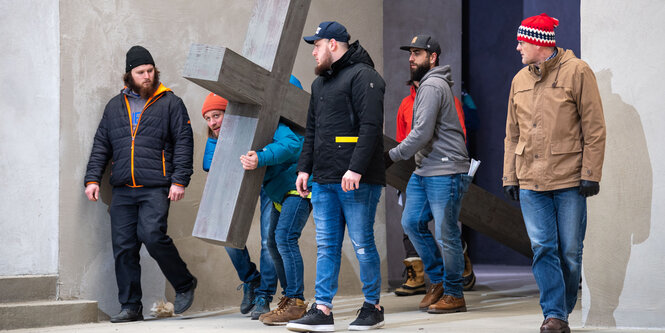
[125,45,155,73]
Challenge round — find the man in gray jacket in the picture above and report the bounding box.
[386,35,471,314]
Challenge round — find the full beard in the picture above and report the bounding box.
[129,71,160,99]
[410,62,430,82]
[314,51,333,76]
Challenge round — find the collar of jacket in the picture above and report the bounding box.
[528,47,572,79]
[322,40,374,78]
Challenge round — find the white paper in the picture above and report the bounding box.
[468,158,481,177]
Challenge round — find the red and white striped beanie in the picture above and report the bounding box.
[517,13,559,47]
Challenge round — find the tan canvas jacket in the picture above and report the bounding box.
[503,48,606,191]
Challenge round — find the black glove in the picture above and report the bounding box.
[503,185,520,201]
[383,150,394,170]
[579,180,600,197]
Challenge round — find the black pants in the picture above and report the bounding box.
[109,186,194,310]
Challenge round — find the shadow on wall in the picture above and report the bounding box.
[582,69,652,327]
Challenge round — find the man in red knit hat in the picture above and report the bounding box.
[503,13,606,333]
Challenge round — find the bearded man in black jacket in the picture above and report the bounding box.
[288,21,386,332]
[84,46,197,322]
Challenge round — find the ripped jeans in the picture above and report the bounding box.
[311,182,382,309]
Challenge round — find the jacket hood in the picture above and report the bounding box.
[420,65,454,88]
[325,41,375,77]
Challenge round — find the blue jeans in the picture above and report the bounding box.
[401,173,471,298]
[266,195,311,300]
[520,187,587,322]
[311,182,382,309]
[225,189,279,301]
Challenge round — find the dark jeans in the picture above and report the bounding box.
[109,186,195,311]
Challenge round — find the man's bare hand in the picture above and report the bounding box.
[168,184,185,201]
[85,183,100,201]
[341,170,362,192]
[240,150,259,170]
[296,172,310,197]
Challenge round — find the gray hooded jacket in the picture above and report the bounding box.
[389,65,469,176]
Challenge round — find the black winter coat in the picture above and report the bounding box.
[84,84,194,188]
[297,41,386,185]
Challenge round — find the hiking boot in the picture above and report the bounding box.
[174,277,197,314]
[261,297,308,325]
[394,257,426,296]
[110,306,143,323]
[251,295,270,320]
[427,294,467,314]
[540,318,571,333]
[462,241,476,291]
[286,304,334,332]
[418,282,443,311]
[238,278,260,314]
[348,301,384,331]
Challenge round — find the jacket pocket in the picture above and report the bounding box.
[515,141,526,155]
[550,140,583,179]
[550,140,583,155]
[515,141,527,179]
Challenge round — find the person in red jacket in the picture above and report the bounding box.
[393,80,475,299]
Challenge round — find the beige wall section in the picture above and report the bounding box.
[59,0,385,316]
[0,0,60,276]
[581,0,664,329]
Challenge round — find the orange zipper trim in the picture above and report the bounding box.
[124,91,166,187]
[162,150,166,176]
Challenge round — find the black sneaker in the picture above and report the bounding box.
[174,277,197,314]
[110,306,144,323]
[348,302,384,331]
[286,304,334,332]
[239,278,260,314]
[251,295,270,320]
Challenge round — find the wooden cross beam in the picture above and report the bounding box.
[183,0,311,248]
[183,0,531,256]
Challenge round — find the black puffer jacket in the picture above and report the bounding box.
[298,41,386,185]
[84,84,194,188]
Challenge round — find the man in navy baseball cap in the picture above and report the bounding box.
[303,21,350,44]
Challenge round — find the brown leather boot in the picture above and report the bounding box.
[540,318,570,333]
[395,258,426,296]
[261,297,308,326]
[418,282,443,311]
[427,294,467,314]
[462,241,476,291]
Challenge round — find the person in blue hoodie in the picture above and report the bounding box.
[203,76,312,324]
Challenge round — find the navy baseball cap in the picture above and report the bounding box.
[400,34,441,56]
[303,21,350,44]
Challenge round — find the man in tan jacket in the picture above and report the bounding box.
[502,13,606,333]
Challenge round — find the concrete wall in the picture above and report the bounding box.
[57,0,384,316]
[0,0,60,276]
[581,0,664,329]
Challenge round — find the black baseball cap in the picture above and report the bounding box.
[400,34,441,55]
[303,21,350,44]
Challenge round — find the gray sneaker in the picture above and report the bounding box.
[174,277,197,314]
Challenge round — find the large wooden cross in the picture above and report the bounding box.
[182,0,311,248]
[183,0,532,257]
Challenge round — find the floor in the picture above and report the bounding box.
[8,265,656,332]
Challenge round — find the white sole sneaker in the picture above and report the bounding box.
[286,322,335,332]
[348,320,385,331]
